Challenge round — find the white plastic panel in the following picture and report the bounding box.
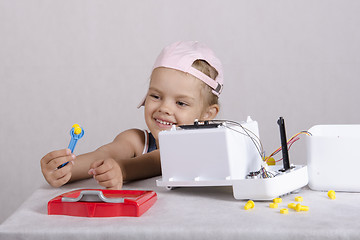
[307,125,360,192]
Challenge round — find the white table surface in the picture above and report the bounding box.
[1,176,360,240]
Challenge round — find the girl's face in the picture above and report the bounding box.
[144,67,209,141]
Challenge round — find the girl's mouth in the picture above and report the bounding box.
[155,118,175,127]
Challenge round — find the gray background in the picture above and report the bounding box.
[1,0,359,223]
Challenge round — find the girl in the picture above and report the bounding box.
[40,41,224,189]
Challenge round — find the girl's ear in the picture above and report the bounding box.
[201,104,219,120]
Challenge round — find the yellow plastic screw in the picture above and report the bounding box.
[269,203,278,209]
[244,200,255,210]
[273,198,282,203]
[295,203,309,212]
[295,196,303,202]
[280,208,289,214]
[328,190,336,200]
[266,157,276,166]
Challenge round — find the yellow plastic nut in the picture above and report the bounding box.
[273,198,282,203]
[295,203,309,212]
[72,124,82,135]
[280,208,289,214]
[288,203,296,209]
[74,127,82,135]
[295,196,303,202]
[328,190,336,200]
[269,203,278,209]
[244,200,255,210]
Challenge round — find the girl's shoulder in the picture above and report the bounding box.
[113,128,147,157]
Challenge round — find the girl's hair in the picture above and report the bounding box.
[191,59,219,107]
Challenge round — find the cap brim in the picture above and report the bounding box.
[137,94,146,108]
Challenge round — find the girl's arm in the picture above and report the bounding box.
[41,128,160,189]
[69,128,161,187]
[118,149,161,182]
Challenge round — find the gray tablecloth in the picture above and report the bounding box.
[1,176,359,240]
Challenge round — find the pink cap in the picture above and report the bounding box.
[138,41,224,108]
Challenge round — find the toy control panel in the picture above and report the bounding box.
[157,117,309,200]
[232,165,308,200]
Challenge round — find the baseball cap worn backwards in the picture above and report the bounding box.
[138,41,224,108]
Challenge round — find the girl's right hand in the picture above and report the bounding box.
[88,158,123,190]
[40,149,76,187]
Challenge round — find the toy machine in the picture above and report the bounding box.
[157,117,310,200]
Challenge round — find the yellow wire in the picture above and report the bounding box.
[264,131,311,163]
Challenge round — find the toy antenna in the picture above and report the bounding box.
[277,117,290,171]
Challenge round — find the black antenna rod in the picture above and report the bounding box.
[277,117,290,171]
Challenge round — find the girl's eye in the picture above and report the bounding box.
[150,94,160,100]
[177,101,188,107]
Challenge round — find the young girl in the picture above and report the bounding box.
[40,41,224,189]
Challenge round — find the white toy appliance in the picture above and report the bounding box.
[157,117,309,200]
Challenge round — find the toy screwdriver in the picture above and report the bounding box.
[58,124,85,169]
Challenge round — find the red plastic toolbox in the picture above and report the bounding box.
[48,189,157,217]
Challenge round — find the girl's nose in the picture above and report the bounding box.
[159,100,173,115]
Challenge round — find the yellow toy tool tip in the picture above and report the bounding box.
[72,124,82,135]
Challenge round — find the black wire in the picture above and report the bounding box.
[203,119,276,178]
[211,119,264,159]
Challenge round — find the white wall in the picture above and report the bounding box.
[1,0,360,223]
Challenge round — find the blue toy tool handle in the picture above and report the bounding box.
[68,128,85,153]
[58,127,84,169]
